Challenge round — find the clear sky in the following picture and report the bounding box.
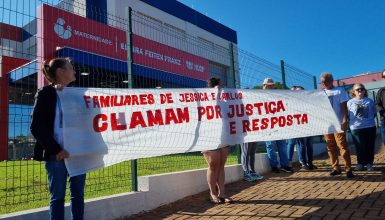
[178,0,385,80]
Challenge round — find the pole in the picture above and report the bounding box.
[229,43,241,164]
[126,7,134,89]
[229,43,238,89]
[126,6,137,192]
[313,76,317,90]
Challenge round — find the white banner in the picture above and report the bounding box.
[58,88,340,176]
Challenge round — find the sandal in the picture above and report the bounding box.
[219,197,233,204]
[209,195,222,204]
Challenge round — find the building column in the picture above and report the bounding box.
[0,56,29,161]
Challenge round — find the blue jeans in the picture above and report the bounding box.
[298,137,314,165]
[265,140,288,168]
[381,120,385,145]
[287,138,314,165]
[287,139,296,162]
[241,142,256,173]
[45,158,86,220]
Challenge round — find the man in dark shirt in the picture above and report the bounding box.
[375,69,385,145]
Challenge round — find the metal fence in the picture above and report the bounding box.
[0,0,316,214]
[236,49,316,90]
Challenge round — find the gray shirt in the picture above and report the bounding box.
[347,97,376,130]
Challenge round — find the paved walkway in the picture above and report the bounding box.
[126,138,385,220]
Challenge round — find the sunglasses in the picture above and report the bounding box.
[355,88,365,92]
[382,75,385,79]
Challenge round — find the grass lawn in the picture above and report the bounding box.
[0,151,238,214]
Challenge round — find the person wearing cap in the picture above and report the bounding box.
[262,78,293,173]
[262,78,275,88]
[320,72,354,178]
[375,69,385,145]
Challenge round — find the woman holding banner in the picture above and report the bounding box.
[203,77,233,204]
[30,58,86,220]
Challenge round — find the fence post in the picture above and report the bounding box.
[280,60,286,88]
[229,43,237,88]
[313,75,322,142]
[229,43,241,164]
[126,6,138,192]
[126,7,134,89]
[313,76,317,90]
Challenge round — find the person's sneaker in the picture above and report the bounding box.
[329,169,342,176]
[354,164,364,171]
[243,172,255,182]
[367,164,374,171]
[308,164,317,170]
[271,167,280,173]
[250,171,264,180]
[301,163,311,170]
[346,170,355,178]
[281,166,294,173]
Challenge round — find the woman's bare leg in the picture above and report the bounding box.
[203,151,221,202]
[217,147,229,198]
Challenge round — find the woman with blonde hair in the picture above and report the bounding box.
[347,83,377,171]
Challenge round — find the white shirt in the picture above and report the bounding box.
[324,87,349,123]
[53,94,64,148]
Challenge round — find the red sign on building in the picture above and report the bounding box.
[37,4,209,83]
